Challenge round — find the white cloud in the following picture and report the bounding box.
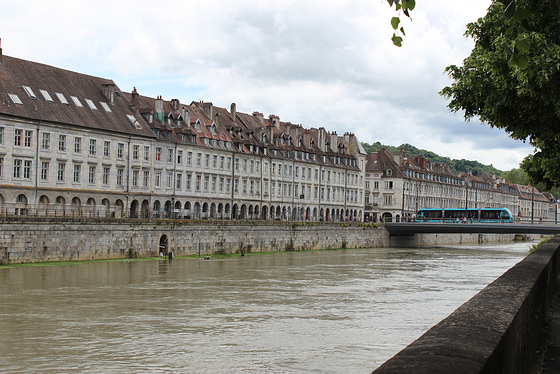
[0,0,532,170]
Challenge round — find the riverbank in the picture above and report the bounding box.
[0,218,541,264]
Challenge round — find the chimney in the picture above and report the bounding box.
[0,38,3,64]
[303,130,312,149]
[214,113,221,133]
[185,109,191,128]
[131,87,139,113]
[230,103,236,122]
[170,99,180,110]
[202,102,213,119]
[253,111,264,122]
[330,132,339,152]
[318,127,327,152]
[102,83,115,105]
[155,96,165,123]
[285,123,292,139]
[267,125,274,145]
[269,114,280,128]
[181,107,186,122]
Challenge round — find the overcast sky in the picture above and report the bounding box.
[1,0,534,170]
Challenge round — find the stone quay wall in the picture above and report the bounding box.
[0,219,388,264]
[373,235,560,374]
[0,219,542,265]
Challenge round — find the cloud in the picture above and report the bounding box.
[0,0,530,170]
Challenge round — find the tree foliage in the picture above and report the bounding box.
[440,0,560,189]
[501,167,531,185]
[387,0,416,46]
[503,166,560,196]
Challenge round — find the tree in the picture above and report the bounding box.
[387,0,416,46]
[440,0,560,189]
[502,168,531,186]
[360,142,502,175]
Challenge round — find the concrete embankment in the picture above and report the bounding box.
[372,235,560,374]
[0,219,540,264]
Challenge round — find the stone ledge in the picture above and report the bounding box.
[372,236,560,374]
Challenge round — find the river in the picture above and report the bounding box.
[0,241,533,373]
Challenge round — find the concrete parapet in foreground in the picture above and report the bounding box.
[373,235,560,374]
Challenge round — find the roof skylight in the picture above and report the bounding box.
[8,93,23,105]
[100,102,112,112]
[126,114,142,129]
[85,99,97,110]
[22,85,36,99]
[70,96,83,107]
[55,92,69,105]
[39,89,54,102]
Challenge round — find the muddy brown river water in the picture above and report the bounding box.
[0,242,533,373]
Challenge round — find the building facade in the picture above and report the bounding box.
[364,149,559,223]
[0,53,366,221]
[1,52,557,224]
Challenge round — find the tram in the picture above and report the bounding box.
[414,208,514,223]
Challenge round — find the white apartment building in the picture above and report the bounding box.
[0,53,366,221]
[364,149,556,223]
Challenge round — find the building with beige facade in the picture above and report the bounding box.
[0,52,366,221]
[364,148,559,223]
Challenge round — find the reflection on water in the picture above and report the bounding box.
[0,242,532,373]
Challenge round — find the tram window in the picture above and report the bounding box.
[424,210,442,218]
[467,210,478,218]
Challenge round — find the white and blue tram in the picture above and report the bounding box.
[414,208,514,223]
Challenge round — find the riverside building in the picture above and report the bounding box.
[364,148,558,223]
[0,52,366,221]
